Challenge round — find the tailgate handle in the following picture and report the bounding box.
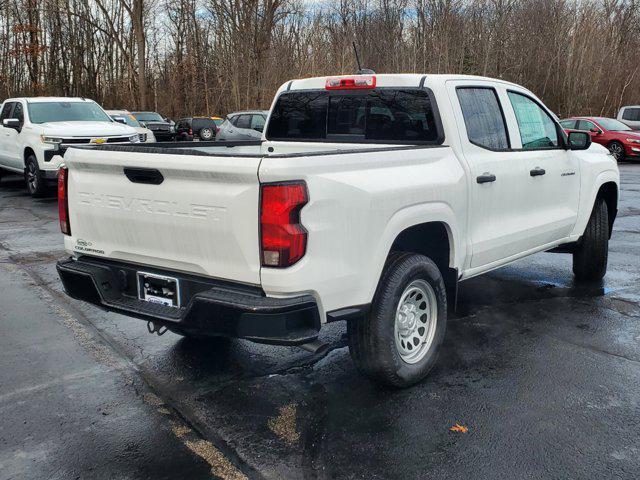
[124,167,164,185]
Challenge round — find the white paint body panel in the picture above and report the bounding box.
[62,74,619,322]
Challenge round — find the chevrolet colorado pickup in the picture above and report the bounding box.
[0,97,139,196]
[56,74,619,387]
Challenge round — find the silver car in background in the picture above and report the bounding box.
[216,110,268,141]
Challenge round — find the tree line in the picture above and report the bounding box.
[1,0,639,119]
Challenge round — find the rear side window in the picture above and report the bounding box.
[266,89,441,143]
[456,87,509,150]
[0,102,14,121]
[507,92,559,149]
[622,108,640,121]
[559,119,577,129]
[576,120,597,131]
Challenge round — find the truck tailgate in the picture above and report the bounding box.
[63,148,262,284]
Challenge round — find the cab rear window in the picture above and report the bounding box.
[266,89,442,144]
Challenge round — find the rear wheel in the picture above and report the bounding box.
[348,252,447,388]
[573,198,609,282]
[24,155,47,197]
[608,141,625,162]
[199,127,214,140]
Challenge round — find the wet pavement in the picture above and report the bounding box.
[1,165,639,479]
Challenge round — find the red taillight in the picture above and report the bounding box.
[260,182,308,268]
[58,166,70,235]
[189,128,193,135]
[325,75,376,90]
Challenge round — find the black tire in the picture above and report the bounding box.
[573,198,609,282]
[348,252,447,388]
[24,155,47,197]
[199,127,214,140]
[608,141,625,162]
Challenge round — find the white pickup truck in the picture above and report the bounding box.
[0,97,139,196]
[56,74,619,387]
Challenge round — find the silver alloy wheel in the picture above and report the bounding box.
[26,161,37,192]
[609,142,624,161]
[394,279,438,364]
[200,128,213,140]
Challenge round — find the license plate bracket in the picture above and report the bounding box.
[137,272,180,308]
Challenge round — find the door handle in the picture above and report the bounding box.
[530,167,546,177]
[124,167,164,185]
[476,173,496,184]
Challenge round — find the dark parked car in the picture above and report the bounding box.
[176,116,223,141]
[131,111,175,141]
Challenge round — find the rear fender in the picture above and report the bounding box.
[366,202,460,303]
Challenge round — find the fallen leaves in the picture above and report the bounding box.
[449,423,469,433]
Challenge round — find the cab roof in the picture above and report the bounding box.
[4,97,96,103]
[284,73,523,92]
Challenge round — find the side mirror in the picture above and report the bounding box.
[590,128,602,135]
[3,118,20,129]
[113,117,127,124]
[254,126,264,133]
[568,131,591,150]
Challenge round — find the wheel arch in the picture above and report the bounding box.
[24,146,36,166]
[596,181,618,238]
[370,203,461,311]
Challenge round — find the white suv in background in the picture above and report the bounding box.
[0,97,139,196]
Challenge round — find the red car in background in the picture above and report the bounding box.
[560,116,640,162]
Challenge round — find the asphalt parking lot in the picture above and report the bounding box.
[1,164,639,480]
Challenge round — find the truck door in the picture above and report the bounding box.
[0,102,19,169]
[447,81,530,269]
[501,89,580,249]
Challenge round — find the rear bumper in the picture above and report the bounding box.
[57,256,321,345]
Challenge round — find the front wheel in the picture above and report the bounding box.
[25,155,47,197]
[573,198,609,282]
[608,141,625,162]
[348,252,447,388]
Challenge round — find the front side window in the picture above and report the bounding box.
[507,92,559,149]
[12,102,24,124]
[28,101,111,124]
[457,87,509,150]
[622,107,640,121]
[266,89,441,143]
[0,102,14,121]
